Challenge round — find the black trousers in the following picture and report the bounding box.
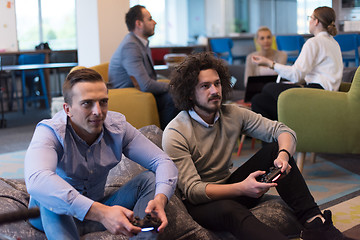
[251,82,323,120]
[154,92,179,130]
[184,143,321,240]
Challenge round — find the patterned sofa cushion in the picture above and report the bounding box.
[0,178,46,240]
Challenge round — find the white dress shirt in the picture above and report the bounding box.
[274,31,343,91]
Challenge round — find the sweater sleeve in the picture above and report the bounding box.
[239,107,297,144]
[162,125,211,204]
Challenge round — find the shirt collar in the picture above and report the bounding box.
[316,31,330,38]
[67,118,104,147]
[133,33,149,48]
[188,109,220,128]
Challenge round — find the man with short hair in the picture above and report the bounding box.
[25,68,178,239]
[109,5,177,130]
[162,52,347,240]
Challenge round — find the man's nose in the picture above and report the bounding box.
[210,84,219,94]
[92,102,101,115]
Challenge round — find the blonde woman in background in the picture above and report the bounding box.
[244,26,287,87]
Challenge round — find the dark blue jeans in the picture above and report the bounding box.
[29,171,158,240]
[184,142,321,240]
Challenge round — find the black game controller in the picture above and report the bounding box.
[258,167,283,183]
[132,214,161,232]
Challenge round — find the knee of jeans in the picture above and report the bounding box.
[138,171,156,188]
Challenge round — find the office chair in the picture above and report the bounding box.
[18,53,49,113]
[209,38,244,64]
[276,35,305,64]
[334,33,359,67]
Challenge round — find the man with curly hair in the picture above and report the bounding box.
[162,52,348,240]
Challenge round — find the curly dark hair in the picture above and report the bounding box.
[169,52,232,111]
[125,5,145,32]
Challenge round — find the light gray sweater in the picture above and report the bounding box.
[162,104,296,205]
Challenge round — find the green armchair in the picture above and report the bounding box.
[278,67,360,172]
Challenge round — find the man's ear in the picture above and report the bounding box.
[135,19,143,29]
[63,103,72,117]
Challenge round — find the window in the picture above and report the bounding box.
[130,0,334,46]
[15,0,76,50]
[130,0,189,46]
[297,0,332,34]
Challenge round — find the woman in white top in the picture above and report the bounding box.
[244,26,287,87]
[251,6,343,120]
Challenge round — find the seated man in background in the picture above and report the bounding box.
[25,68,178,239]
[109,5,177,130]
[162,52,348,240]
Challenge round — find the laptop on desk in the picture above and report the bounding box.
[244,75,279,103]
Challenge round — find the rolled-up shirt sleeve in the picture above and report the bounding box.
[240,108,297,144]
[24,125,94,221]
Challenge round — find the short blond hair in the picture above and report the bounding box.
[255,26,272,39]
